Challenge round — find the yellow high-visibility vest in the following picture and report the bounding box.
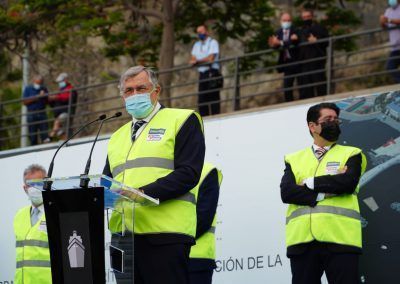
[190,163,223,260]
[14,206,51,284]
[284,144,366,248]
[108,108,203,237]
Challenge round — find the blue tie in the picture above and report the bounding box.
[132,120,146,142]
[31,207,40,226]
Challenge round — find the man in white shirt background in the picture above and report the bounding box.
[190,24,221,117]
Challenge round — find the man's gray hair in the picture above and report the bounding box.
[118,66,159,95]
[23,164,47,181]
[33,74,44,82]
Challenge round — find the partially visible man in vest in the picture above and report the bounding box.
[189,163,222,284]
[14,164,51,284]
[103,66,205,284]
[280,102,366,284]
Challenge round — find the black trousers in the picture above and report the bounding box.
[198,70,221,117]
[282,68,299,102]
[298,59,327,99]
[189,269,213,284]
[290,242,359,284]
[112,234,191,284]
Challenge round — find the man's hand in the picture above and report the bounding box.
[308,34,317,43]
[189,58,197,65]
[290,34,298,41]
[380,15,389,26]
[268,35,281,47]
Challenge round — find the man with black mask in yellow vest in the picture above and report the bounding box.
[280,102,366,284]
[14,164,51,284]
[189,163,222,284]
[103,66,205,284]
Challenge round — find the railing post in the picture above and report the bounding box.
[233,57,241,111]
[326,36,334,95]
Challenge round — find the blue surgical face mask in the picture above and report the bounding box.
[27,186,43,206]
[125,93,155,119]
[33,83,41,90]
[389,0,398,7]
[198,33,207,41]
[281,21,292,29]
[58,81,67,88]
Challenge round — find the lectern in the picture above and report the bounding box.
[27,174,159,284]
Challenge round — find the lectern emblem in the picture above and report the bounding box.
[68,230,85,268]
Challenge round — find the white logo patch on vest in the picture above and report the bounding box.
[147,128,166,141]
[38,221,47,233]
[326,162,340,175]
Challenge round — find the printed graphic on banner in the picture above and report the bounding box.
[335,90,400,283]
[147,128,166,141]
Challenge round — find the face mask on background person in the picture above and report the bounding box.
[319,121,341,142]
[125,92,155,119]
[58,81,67,88]
[389,0,398,8]
[198,33,207,41]
[303,19,312,26]
[33,83,41,90]
[27,186,43,206]
[281,21,292,30]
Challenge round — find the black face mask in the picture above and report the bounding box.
[303,19,313,26]
[319,121,341,142]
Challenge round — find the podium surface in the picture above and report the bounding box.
[27,174,158,284]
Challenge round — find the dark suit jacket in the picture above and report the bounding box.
[280,148,363,256]
[274,27,300,73]
[298,22,329,62]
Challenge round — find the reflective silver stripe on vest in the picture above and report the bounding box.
[176,192,196,205]
[16,260,51,268]
[112,157,174,177]
[208,226,216,234]
[286,205,361,224]
[16,240,49,248]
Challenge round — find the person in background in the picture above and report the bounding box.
[269,12,300,102]
[280,102,366,284]
[49,72,77,139]
[297,9,329,99]
[380,0,400,83]
[189,163,222,284]
[190,24,221,116]
[14,164,51,284]
[22,75,50,145]
[103,65,205,284]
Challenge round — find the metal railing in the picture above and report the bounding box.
[0,26,397,150]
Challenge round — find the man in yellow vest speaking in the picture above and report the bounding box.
[280,102,366,284]
[103,66,205,283]
[189,163,222,284]
[14,164,51,284]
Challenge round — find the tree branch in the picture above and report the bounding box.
[124,1,163,20]
[172,0,180,15]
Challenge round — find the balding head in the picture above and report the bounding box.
[280,12,292,22]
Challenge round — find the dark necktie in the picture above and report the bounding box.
[314,147,327,161]
[132,120,146,142]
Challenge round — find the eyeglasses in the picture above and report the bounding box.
[317,117,342,124]
[121,84,154,97]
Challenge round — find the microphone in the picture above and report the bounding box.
[79,112,122,188]
[43,114,107,191]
